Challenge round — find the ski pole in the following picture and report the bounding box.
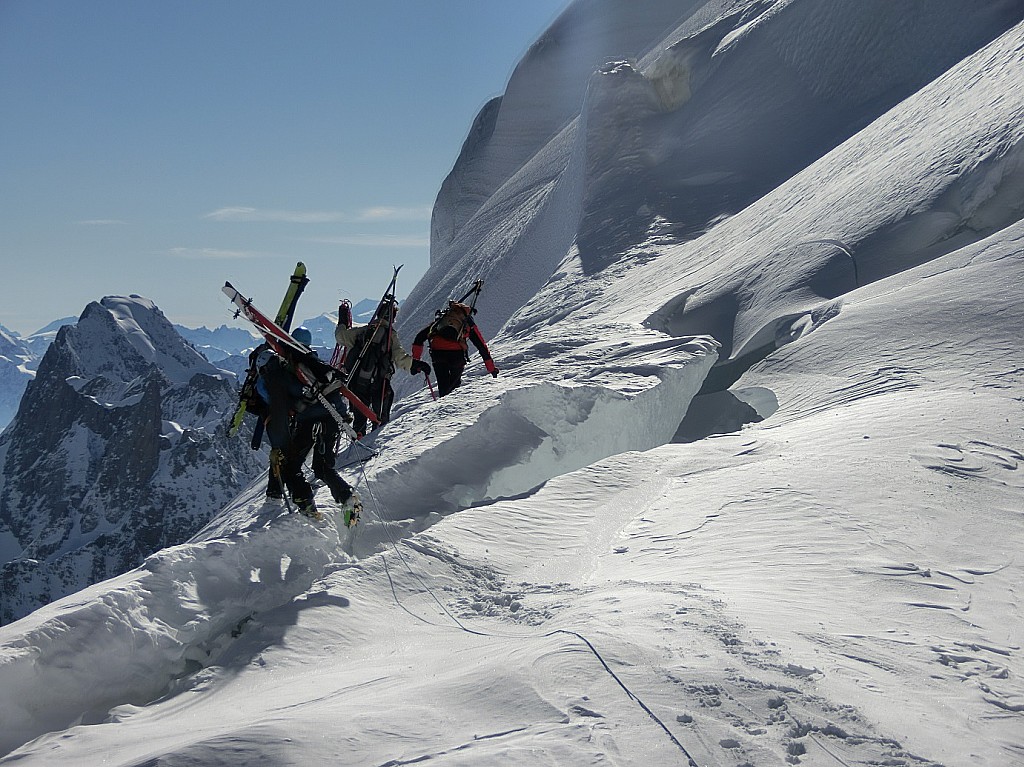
[424,373,437,401]
[457,279,483,306]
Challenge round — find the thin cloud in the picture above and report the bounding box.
[204,205,432,224]
[355,206,432,222]
[304,234,429,248]
[77,219,127,226]
[203,207,346,223]
[168,247,266,260]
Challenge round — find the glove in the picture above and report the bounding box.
[411,359,431,376]
[485,359,499,378]
[269,448,285,471]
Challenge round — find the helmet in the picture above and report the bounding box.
[292,326,312,346]
[255,348,275,369]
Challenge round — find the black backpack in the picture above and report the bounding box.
[237,345,270,419]
[343,323,394,390]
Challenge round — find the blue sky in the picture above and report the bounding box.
[0,1,567,336]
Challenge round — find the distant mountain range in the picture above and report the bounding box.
[0,298,386,433]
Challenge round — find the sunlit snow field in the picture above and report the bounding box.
[2,1,1023,764]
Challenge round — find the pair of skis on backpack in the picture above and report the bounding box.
[223,276,380,441]
[227,263,371,528]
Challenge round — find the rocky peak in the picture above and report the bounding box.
[0,296,263,624]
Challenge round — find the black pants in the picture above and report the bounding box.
[351,380,394,435]
[430,349,466,397]
[261,358,312,501]
[262,358,351,503]
[291,415,351,503]
[272,442,314,504]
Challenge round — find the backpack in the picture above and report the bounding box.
[428,301,472,343]
[343,323,394,390]
[237,345,271,419]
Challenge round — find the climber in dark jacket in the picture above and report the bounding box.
[256,331,354,519]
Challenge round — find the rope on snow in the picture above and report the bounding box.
[353,460,701,767]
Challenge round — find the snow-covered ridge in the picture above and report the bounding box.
[366,331,717,525]
[2,1,1024,764]
[73,296,220,386]
[0,484,341,756]
[0,325,717,754]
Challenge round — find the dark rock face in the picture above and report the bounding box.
[0,297,263,624]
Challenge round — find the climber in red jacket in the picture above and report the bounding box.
[411,300,498,397]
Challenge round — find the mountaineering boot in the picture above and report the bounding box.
[343,492,362,528]
[332,482,353,505]
[294,497,323,522]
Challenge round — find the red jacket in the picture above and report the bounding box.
[412,314,496,374]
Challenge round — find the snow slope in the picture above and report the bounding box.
[0,2,1022,765]
[398,0,1023,347]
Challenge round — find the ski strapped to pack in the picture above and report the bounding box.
[343,265,402,390]
[229,262,309,438]
[223,282,380,438]
[458,279,484,311]
[277,265,310,334]
[424,279,485,348]
[328,299,353,370]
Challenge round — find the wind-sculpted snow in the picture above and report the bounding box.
[497,15,1024,396]
[3,2,1024,764]
[400,0,1023,346]
[647,240,855,357]
[0,484,342,756]
[365,331,717,525]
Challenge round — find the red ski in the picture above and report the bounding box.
[223,282,380,431]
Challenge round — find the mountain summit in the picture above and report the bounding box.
[0,296,263,623]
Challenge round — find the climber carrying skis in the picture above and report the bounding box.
[335,293,430,437]
[412,282,498,398]
[256,333,358,522]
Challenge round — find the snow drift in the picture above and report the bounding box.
[1,1,1023,765]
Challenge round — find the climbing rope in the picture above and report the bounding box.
[351,459,700,766]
